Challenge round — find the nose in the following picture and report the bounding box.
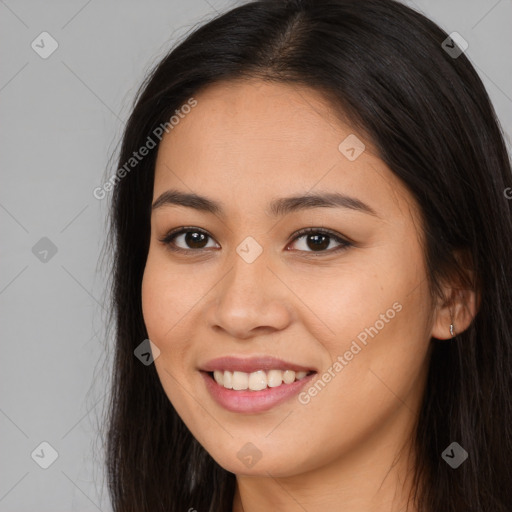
[207,250,293,340]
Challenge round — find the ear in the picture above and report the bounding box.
[430,250,480,340]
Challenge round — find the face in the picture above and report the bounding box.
[141,79,435,478]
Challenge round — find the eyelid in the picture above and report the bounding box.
[158,226,353,255]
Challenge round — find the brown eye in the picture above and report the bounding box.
[287,228,352,255]
[160,228,219,253]
[179,231,209,249]
[159,226,352,256]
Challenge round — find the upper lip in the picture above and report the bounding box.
[200,356,317,374]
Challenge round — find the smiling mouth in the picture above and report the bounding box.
[206,369,315,391]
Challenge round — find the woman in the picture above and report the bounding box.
[103,0,512,510]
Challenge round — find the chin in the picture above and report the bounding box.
[206,445,308,478]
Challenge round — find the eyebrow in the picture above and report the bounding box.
[151,189,378,217]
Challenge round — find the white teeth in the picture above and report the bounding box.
[232,371,249,390]
[212,369,311,390]
[223,370,233,389]
[248,370,267,391]
[213,370,224,386]
[267,369,283,387]
[283,370,296,384]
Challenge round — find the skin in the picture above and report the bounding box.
[141,79,477,512]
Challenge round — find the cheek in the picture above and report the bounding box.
[141,250,193,344]
[141,257,197,413]
[141,260,167,341]
[288,262,403,354]
[141,255,191,384]
[296,247,431,402]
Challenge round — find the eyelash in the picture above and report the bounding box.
[158,226,353,256]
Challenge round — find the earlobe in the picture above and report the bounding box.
[431,248,481,340]
[431,287,479,340]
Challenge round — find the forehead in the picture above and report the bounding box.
[156,79,353,175]
[153,79,418,225]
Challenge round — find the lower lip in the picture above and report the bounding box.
[200,371,316,413]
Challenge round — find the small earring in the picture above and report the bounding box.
[449,323,456,338]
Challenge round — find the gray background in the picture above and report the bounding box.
[1,0,511,510]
